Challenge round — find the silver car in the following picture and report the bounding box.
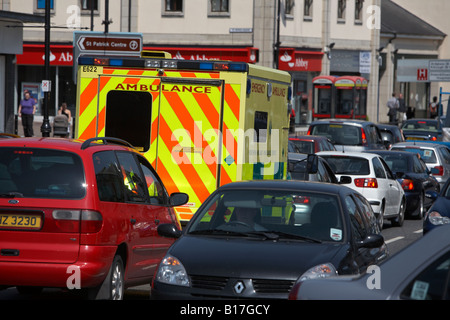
[307,119,388,152]
[290,224,450,300]
[390,142,450,189]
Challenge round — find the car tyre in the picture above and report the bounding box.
[412,193,425,220]
[391,198,405,227]
[377,203,385,230]
[87,255,125,300]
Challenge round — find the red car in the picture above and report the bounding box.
[0,137,187,299]
[289,135,336,154]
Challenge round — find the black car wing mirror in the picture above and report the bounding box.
[169,192,189,207]
[157,223,182,239]
[357,234,384,249]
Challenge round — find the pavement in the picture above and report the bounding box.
[15,116,74,138]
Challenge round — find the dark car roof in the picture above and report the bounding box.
[289,135,329,141]
[218,180,350,195]
[309,119,375,126]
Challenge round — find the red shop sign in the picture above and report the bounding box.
[278,48,323,72]
[143,46,259,64]
[17,44,74,66]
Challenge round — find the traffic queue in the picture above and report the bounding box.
[0,51,449,301]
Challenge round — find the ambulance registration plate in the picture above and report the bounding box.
[0,213,42,229]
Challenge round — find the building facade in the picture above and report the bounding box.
[1,0,446,133]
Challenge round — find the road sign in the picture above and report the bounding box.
[76,35,141,54]
[41,80,51,92]
[429,59,450,82]
[73,32,143,83]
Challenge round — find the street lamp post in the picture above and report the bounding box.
[40,0,52,137]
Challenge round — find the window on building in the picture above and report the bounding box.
[355,0,364,23]
[285,0,295,16]
[211,0,229,12]
[36,0,54,10]
[338,0,346,21]
[304,0,313,20]
[81,0,98,11]
[165,0,183,12]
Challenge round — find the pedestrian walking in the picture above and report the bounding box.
[18,90,37,137]
[387,92,399,125]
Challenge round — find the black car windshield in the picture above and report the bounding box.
[320,155,370,175]
[0,147,86,199]
[310,124,362,146]
[188,190,344,242]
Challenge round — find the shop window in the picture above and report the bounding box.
[105,91,152,152]
[304,0,313,20]
[338,0,346,22]
[354,0,364,24]
[163,0,184,16]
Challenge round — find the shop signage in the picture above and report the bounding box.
[16,45,73,66]
[278,48,323,72]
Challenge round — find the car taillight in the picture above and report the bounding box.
[81,210,103,233]
[434,166,444,176]
[354,178,378,188]
[51,210,103,233]
[431,136,437,141]
[361,128,368,146]
[401,179,414,191]
[52,210,81,233]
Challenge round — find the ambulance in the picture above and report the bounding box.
[75,51,292,225]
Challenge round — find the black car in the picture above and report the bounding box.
[377,123,405,149]
[401,118,443,141]
[365,150,440,219]
[151,180,388,300]
[424,178,450,234]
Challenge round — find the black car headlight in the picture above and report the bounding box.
[156,254,190,287]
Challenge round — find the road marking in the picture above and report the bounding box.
[413,229,423,234]
[385,236,404,244]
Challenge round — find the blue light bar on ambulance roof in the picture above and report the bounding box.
[78,55,248,72]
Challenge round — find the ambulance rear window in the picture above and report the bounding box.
[105,90,152,152]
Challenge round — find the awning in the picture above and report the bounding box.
[16,44,73,66]
[278,48,323,72]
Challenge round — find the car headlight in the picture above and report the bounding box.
[299,263,337,281]
[156,254,190,287]
[428,211,450,225]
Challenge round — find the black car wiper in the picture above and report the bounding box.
[0,192,24,198]
[188,229,257,238]
[248,231,322,243]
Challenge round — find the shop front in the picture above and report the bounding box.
[277,48,323,126]
[16,44,76,118]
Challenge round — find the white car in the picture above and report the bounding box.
[317,151,405,228]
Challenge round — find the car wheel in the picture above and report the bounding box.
[391,198,405,227]
[377,202,385,230]
[87,255,125,300]
[413,193,425,220]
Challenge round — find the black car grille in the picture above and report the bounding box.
[252,279,295,294]
[190,275,229,291]
[190,275,295,294]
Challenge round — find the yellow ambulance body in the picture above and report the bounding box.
[75,53,291,225]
